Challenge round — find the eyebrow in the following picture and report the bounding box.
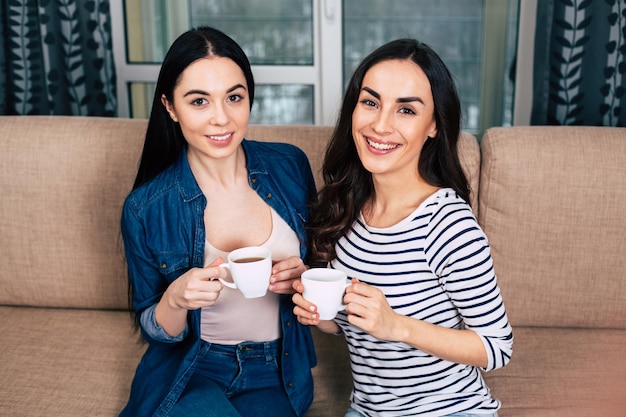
[362,86,425,105]
[183,83,247,97]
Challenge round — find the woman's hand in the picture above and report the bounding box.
[268,256,307,294]
[345,279,490,367]
[154,257,227,337]
[292,279,341,334]
[344,278,400,341]
[162,257,227,311]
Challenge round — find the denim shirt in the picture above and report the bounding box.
[119,140,318,417]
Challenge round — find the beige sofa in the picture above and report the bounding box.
[0,115,624,417]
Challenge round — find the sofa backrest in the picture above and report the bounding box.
[479,126,626,329]
[0,116,146,310]
[0,116,479,310]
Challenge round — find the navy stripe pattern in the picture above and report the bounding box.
[331,189,513,417]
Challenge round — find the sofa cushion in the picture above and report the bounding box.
[0,306,146,416]
[483,326,626,417]
[479,126,626,328]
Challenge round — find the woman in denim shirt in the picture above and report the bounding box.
[119,27,316,417]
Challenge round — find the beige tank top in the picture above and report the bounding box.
[200,208,300,344]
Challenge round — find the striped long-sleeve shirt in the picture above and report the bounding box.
[330,188,513,417]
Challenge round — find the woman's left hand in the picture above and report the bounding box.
[345,278,401,341]
[269,256,307,294]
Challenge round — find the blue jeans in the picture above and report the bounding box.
[169,339,295,417]
[345,408,498,417]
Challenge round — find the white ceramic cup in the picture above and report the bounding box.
[301,268,350,320]
[218,246,272,299]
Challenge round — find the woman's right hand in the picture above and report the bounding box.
[292,279,319,325]
[155,258,227,338]
[164,257,227,311]
[292,279,341,334]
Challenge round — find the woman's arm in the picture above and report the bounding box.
[344,280,489,367]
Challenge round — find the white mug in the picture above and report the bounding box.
[219,246,272,299]
[301,268,350,320]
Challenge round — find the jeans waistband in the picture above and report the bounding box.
[200,338,281,360]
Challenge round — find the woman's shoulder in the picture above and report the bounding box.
[243,139,308,160]
[243,139,312,179]
[123,164,181,214]
[422,188,475,222]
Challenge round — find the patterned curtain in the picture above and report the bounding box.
[531,0,625,126]
[0,0,116,116]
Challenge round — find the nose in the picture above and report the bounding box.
[371,107,393,134]
[209,102,229,126]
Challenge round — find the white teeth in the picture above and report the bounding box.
[209,134,230,141]
[367,138,397,150]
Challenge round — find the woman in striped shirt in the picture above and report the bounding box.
[293,38,513,417]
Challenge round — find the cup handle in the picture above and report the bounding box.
[217,262,237,289]
[338,280,351,311]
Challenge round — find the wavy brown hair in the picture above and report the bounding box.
[308,38,469,265]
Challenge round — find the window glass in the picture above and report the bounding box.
[119,0,517,128]
[190,0,314,65]
[128,83,155,119]
[343,0,484,130]
[251,85,314,124]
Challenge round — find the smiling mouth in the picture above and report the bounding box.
[366,137,398,151]
[208,133,231,141]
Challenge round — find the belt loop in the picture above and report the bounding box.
[264,341,272,362]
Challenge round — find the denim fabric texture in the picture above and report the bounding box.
[169,339,296,417]
[119,140,317,417]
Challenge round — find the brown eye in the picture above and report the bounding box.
[191,98,207,106]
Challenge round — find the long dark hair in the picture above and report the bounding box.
[132,26,255,190]
[309,38,468,265]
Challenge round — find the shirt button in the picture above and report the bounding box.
[161,263,167,269]
[284,351,289,356]
[266,193,272,199]
[287,382,294,388]
[251,177,257,183]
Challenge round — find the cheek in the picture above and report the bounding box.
[351,109,368,135]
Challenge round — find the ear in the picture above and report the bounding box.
[161,94,178,122]
[427,120,438,139]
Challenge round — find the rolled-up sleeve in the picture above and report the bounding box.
[139,303,188,343]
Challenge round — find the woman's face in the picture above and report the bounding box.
[351,59,437,180]
[162,56,250,161]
